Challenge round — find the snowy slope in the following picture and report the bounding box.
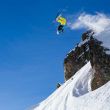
[32,62,110,110]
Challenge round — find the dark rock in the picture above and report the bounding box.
[57,83,61,88]
[64,31,110,90]
[89,37,110,90]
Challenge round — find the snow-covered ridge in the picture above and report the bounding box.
[32,62,110,110]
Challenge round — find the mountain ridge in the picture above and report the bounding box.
[64,30,110,90]
[32,30,110,110]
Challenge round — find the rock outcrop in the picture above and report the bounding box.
[89,36,110,90]
[64,30,92,81]
[64,31,110,90]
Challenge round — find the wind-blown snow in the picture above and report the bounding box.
[68,13,110,54]
[32,62,110,110]
[68,13,110,34]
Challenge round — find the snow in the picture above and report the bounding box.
[31,62,110,110]
[68,13,110,54]
[95,31,110,54]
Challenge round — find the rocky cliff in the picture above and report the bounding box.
[64,31,110,90]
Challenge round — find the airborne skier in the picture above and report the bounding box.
[56,15,67,34]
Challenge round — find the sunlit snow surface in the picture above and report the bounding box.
[32,62,110,110]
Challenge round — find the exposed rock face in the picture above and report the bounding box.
[89,37,110,90]
[64,31,92,81]
[64,31,110,90]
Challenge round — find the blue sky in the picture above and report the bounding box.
[0,0,110,110]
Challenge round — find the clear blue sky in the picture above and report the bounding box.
[0,0,110,110]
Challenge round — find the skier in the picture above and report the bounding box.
[56,15,66,34]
